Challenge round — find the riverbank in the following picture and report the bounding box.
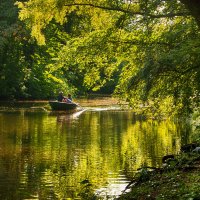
[0,96,125,108]
[117,149,200,200]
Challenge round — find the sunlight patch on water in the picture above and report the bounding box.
[95,172,130,200]
[82,106,124,112]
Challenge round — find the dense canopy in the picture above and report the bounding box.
[1,0,200,115]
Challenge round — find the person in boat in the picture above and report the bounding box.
[57,91,66,102]
[67,94,72,101]
[64,94,73,103]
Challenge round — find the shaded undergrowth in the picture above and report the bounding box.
[118,148,200,200]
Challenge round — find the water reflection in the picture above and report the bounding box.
[95,172,131,199]
[0,108,190,199]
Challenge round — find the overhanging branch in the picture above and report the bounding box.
[64,3,191,18]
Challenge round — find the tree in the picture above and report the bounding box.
[180,0,200,27]
[0,0,79,99]
[14,0,200,115]
[0,0,27,99]
[15,0,192,44]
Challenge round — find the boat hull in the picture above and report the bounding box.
[49,101,77,111]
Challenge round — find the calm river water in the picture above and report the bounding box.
[0,99,191,200]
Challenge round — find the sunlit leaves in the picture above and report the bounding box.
[52,28,123,90]
[15,0,166,44]
[14,0,200,114]
[16,0,68,44]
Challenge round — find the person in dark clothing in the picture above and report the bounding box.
[57,92,65,102]
[67,94,72,101]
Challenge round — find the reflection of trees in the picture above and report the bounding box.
[121,119,182,177]
[0,111,191,199]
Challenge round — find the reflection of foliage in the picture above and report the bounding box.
[0,110,189,199]
[121,118,182,177]
[190,110,200,143]
[79,179,99,200]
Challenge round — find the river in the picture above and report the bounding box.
[0,98,192,199]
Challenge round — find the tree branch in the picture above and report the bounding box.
[64,3,191,18]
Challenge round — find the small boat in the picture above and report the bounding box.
[49,101,78,111]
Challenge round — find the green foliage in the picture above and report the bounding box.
[0,0,77,99]
[115,16,200,115]
[23,24,79,99]
[119,152,200,200]
[2,0,200,116]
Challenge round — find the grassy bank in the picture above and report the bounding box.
[118,151,200,200]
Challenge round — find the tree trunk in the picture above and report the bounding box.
[180,0,200,27]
